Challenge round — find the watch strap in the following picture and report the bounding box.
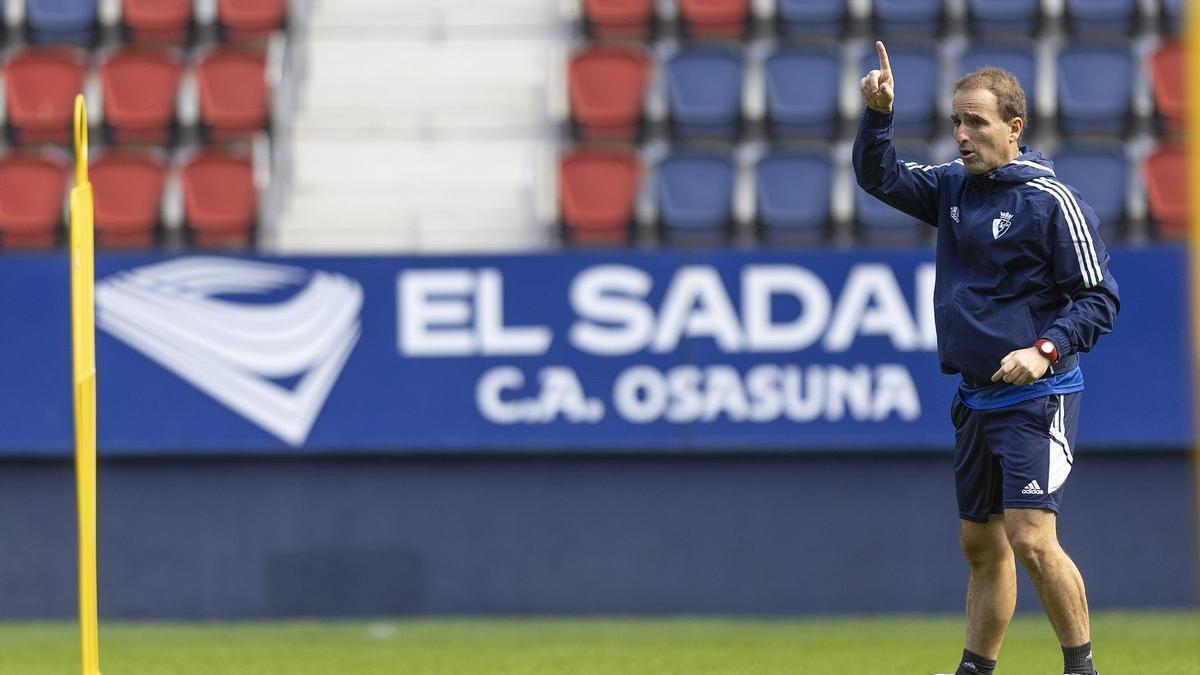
[1034,338,1059,364]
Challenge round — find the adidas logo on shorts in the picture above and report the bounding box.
[1021,480,1044,495]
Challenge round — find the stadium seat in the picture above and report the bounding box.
[568,45,649,143]
[100,48,183,145]
[958,44,1037,120]
[0,153,68,249]
[655,152,734,246]
[1056,45,1133,137]
[121,0,193,44]
[582,0,655,39]
[967,0,1039,37]
[855,145,930,244]
[1150,40,1184,133]
[197,47,269,141]
[666,47,744,141]
[218,0,287,40]
[91,151,167,249]
[559,147,640,246]
[861,46,937,138]
[775,0,846,38]
[1162,0,1183,34]
[182,150,257,248]
[763,47,840,139]
[678,0,750,39]
[1053,145,1127,238]
[5,48,87,145]
[754,152,831,246]
[1142,143,1186,239]
[873,0,942,37]
[1064,0,1138,35]
[25,0,97,45]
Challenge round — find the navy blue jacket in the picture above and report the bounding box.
[853,108,1120,387]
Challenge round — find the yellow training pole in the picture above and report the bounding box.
[1187,0,1200,605]
[70,94,101,675]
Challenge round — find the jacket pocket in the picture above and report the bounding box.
[945,293,1037,383]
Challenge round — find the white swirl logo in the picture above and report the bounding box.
[96,257,363,446]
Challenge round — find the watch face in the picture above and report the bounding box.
[1040,342,1054,354]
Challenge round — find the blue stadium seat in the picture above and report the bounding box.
[958,44,1037,120]
[776,0,846,38]
[861,46,938,137]
[1064,0,1138,35]
[656,152,734,246]
[1053,145,1127,238]
[967,0,1040,36]
[755,152,830,245]
[666,47,744,141]
[26,0,97,45]
[763,48,840,139]
[855,144,930,244]
[1057,45,1133,136]
[873,0,942,37]
[1162,0,1183,34]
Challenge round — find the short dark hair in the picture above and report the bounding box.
[954,67,1028,133]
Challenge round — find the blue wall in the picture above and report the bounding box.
[0,246,1192,618]
[0,451,1193,619]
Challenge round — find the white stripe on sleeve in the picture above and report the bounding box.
[1037,178,1104,282]
[1029,178,1103,287]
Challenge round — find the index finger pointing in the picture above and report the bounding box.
[875,41,891,75]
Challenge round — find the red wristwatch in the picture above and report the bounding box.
[1034,338,1059,364]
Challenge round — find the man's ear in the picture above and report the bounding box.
[1009,116,1025,144]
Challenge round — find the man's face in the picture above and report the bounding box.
[951,88,1020,174]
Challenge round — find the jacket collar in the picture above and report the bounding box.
[970,148,1056,187]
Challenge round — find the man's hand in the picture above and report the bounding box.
[859,41,894,113]
[991,347,1051,385]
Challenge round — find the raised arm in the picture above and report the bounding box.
[852,41,944,226]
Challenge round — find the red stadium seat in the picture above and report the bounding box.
[100,48,183,145]
[0,153,68,249]
[583,0,654,39]
[1142,144,1187,239]
[679,0,751,38]
[559,148,640,245]
[197,48,268,140]
[91,152,166,249]
[182,150,256,248]
[218,0,287,39]
[568,46,649,142]
[1150,40,1184,133]
[5,48,87,145]
[122,0,192,44]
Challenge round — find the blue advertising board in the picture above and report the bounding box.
[0,246,1190,455]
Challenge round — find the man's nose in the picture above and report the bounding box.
[954,127,969,144]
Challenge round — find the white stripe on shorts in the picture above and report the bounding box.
[1048,395,1072,494]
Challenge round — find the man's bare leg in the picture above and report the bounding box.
[1005,508,1096,672]
[960,515,1017,660]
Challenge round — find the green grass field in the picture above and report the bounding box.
[1,611,1195,674]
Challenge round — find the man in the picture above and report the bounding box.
[853,41,1120,675]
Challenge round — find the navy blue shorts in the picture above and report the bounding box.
[951,392,1080,523]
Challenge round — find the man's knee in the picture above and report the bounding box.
[960,520,1012,569]
[1006,519,1061,573]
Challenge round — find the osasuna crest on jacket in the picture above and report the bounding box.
[992,211,1012,239]
[852,108,1120,404]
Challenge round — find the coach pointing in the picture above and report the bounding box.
[853,41,1119,675]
